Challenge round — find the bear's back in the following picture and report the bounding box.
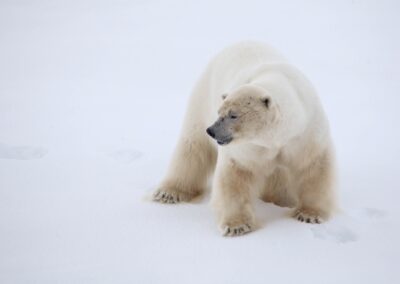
[208,41,287,103]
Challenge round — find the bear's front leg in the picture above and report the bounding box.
[212,158,257,237]
[293,150,336,223]
[154,134,217,204]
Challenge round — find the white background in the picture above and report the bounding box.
[0,0,399,283]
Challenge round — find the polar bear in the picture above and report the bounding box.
[153,41,336,236]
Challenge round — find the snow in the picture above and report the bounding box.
[0,0,399,283]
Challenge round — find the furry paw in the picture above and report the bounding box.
[153,188,200,204]
[222,224,253,237]
[153,190,180,204]
[293,208,324,224]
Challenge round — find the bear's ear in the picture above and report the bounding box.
[221,93,228,100]
[262,97,270,108]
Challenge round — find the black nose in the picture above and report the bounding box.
[206,127,215,138]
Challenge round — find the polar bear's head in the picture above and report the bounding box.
[206,84,306,148]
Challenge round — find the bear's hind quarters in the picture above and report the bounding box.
[153,188,202,204]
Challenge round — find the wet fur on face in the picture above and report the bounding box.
[207,85,278,146]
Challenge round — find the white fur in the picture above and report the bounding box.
[154,41,336,236]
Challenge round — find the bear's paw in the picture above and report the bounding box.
[222,223,253,237]
[293,208,324,224]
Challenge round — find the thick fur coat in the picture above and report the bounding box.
[153,41,336,236]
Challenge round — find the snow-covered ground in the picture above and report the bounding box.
[1,0,399,283]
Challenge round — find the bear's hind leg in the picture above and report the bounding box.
[260,167,296,208]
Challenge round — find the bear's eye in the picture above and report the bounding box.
[229,113,238,120]
[262,98,270,108]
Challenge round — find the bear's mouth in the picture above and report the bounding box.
[206,124,233,146]
[216,137,233,146]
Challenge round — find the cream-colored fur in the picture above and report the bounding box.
[153,41,336,236]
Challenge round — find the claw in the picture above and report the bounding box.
[294,209,323,224]
[222,224,253,237]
